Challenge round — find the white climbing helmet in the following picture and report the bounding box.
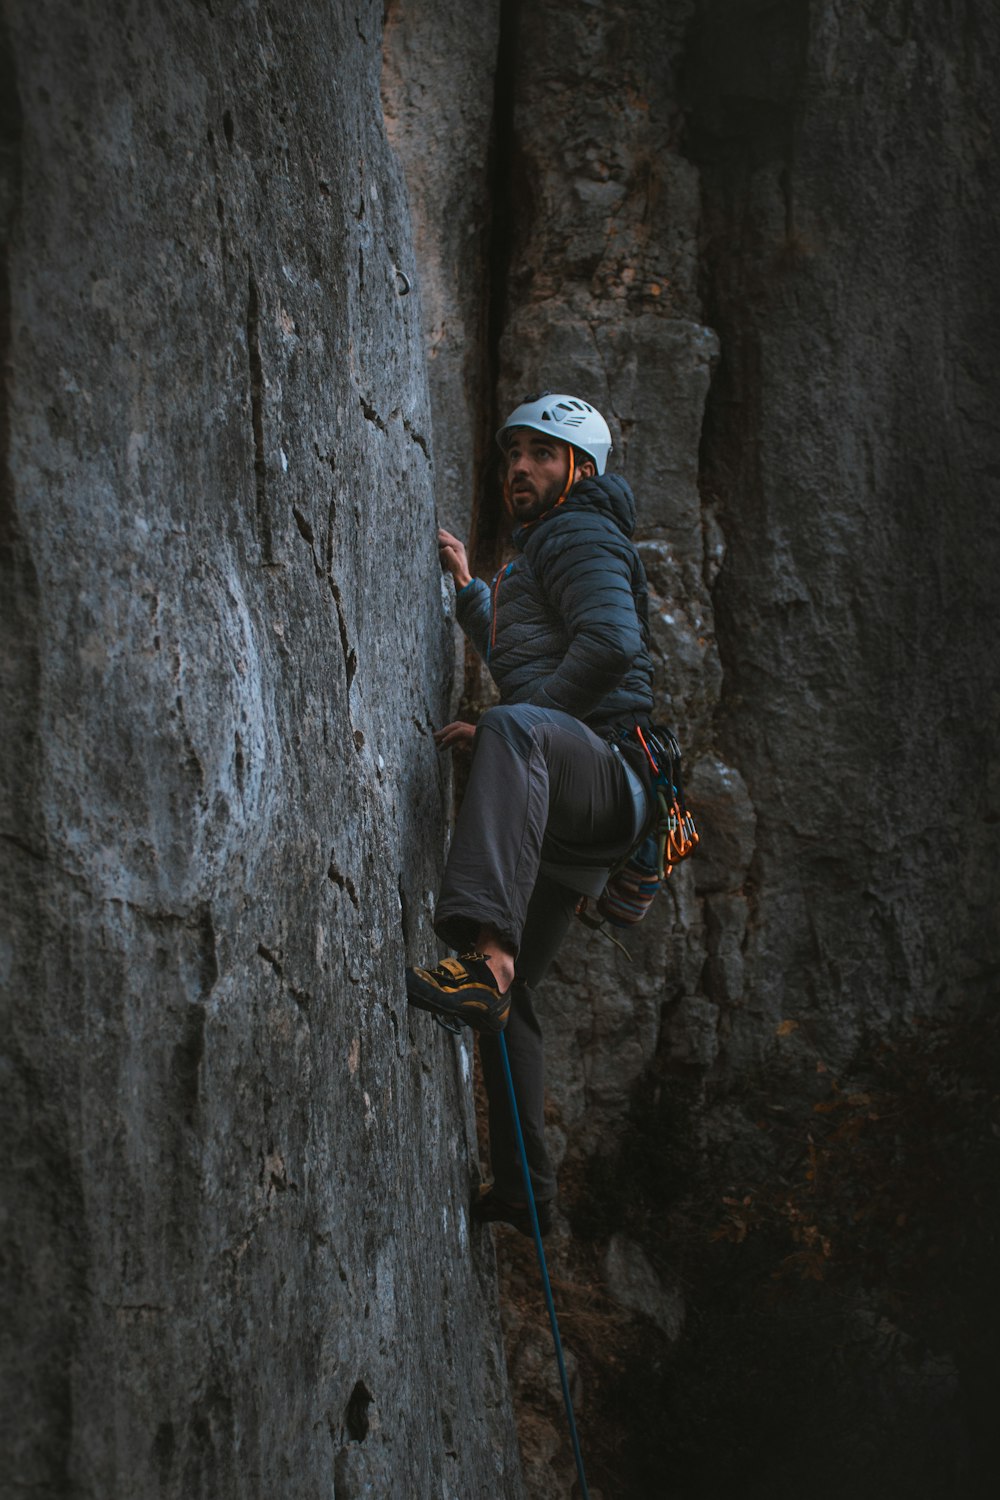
[497,392,612,476]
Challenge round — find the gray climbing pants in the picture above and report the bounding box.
[434,703,648,1205]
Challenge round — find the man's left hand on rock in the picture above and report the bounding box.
[437,527,472,589]
[433,721,476,751]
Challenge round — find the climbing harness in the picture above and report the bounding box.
[633,724,699,880]
[498,1032,591,1500]
[577,723,699,940]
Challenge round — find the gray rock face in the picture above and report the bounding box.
[381,0,502,539]
[388,1,1000,1496]
[688,0,1000,1052]
[1,4,521,1496]
[5,0,999,1496]
[604,1234,685,1342]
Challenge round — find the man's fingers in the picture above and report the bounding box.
[437,529,467,559]
[436,530,473,590]
[433,721,476,750]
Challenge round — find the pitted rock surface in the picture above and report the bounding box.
[1,5,521,1497]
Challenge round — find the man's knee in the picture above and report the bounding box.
[477,703,550,759]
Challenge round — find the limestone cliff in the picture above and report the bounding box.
[1,3,521,1496]
[4,2,999,1498]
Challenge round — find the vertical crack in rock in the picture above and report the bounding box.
[171,1001,206,1129]
[328,579,358,688]
[292,506,314,545]
[196,903,219,997]
[152,1420,175,1488]
[0,10,22,554]
[233,730,246,796]
[292,504,323,575]
[470,0,522,580]
[324,494,336,573]
[397,873,411,947]
[246,268,273,561]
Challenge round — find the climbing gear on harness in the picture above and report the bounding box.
[497,391,612,475]
[472,1183,553,1238]
[405,953,511,1034]
[633,724,699,880]
[578,724,699,935]
[498,1032,591,1499]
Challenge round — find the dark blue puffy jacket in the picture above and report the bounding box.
[455,473,654,735]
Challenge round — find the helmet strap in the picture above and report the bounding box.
[554,445,575,508]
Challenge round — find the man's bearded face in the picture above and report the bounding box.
[503,430,572,523]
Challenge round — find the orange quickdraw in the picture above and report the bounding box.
[636,725,700,880]
[634,723,658,774]
[578,727,700,940]
[660,791,699,874]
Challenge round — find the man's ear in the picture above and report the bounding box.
[577,456,596,479]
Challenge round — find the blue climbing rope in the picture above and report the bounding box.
[498,1032,591,1500]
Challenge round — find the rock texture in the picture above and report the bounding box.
[381,0,503,539]
[689,0,1000,1052]
[388,1,1000,1496]
[1,3,522,1496]
[5,0,1000,1496]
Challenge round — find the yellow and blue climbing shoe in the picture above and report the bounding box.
[405,953,510,1035]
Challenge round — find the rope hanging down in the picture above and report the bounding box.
[498,1033,591,1500]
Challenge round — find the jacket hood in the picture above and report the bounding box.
[512,472,637,546]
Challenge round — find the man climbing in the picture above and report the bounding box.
[405,393,655,1236]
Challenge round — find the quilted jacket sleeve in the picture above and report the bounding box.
[524,513,645,718]
[454,576,492,661]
